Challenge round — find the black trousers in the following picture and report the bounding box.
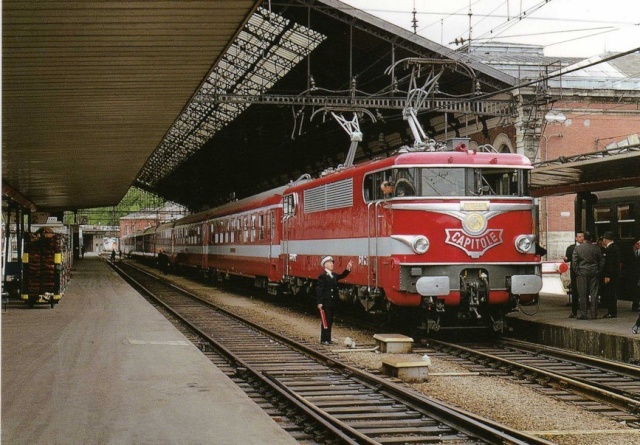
[320,306,334,343]
[570,278,578,314]
[601,279,618,316]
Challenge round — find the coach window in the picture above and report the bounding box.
[243,217,249,243]
[250,215,256,242]
[269,210,276,239]
[259,214,265,240]
[617,204,634,239]
[594,205,612,238]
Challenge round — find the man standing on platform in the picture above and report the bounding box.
[564,231,584,318]
[572,232,603,320]
[628,237,640,313]
[316,256,352,345]
[601,231,621,318]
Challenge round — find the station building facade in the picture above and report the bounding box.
[463,44,640,260]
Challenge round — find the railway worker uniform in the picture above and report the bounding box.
[563,232,584,318]
[572,234,604,320]
[601,231,621,318]
[316,256,352,345]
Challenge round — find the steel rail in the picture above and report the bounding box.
[113,260,553,445]
[431,339,640,421]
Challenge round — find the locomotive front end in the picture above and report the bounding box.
[370,151,542,332]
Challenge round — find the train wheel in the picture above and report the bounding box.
[289,278,308,297]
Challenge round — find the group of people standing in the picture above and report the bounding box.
[564,231,640,326]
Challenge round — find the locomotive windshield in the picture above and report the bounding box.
[364,167,529,200]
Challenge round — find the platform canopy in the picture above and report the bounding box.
[2,0,261,212]
[531,145,640,197]
[132,0,517,210]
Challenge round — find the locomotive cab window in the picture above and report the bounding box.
[473,168,525,196]
[421,168,466,196]
[364,166,529,200]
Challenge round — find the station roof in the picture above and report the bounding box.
[3,0,520,213]
[531,144,640,197]
[2,0,261,212]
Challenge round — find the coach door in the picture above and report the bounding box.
[282,193,297,276]
[366,200,384,292]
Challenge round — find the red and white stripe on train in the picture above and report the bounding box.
[122,144,543,333]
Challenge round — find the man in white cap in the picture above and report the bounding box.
[316,256,353,345]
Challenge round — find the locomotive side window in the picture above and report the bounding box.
[283,194,296,217]
[617,204,635,239]
[364,170,395,201]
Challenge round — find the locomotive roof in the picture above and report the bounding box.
[287,150,532,187]
[383,150,532,168]
[165,150,533,223]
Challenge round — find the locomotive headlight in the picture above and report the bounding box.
[515,235,534,254]
[412,236,430,254]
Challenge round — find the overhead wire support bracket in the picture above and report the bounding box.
[311,107,376,168]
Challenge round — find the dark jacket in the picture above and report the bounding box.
[572,242,603,277]
[564,244,577,264]
[602,242,621,280]
[565,243,578,279]
[316,269,350,309]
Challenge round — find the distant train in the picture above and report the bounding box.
[123,145,543,332]
[576,187,640,301]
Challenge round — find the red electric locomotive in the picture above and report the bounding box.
[124,141,542,333]
[278,145,542,332]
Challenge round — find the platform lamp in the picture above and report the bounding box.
[544,110,567,124]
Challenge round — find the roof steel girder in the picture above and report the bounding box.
[195,93,516,117]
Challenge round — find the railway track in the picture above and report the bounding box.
[113,261,551,445]
[423,339,640,427]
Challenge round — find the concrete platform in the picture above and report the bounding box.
[507,293,640,364]
[1,253,297,445]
